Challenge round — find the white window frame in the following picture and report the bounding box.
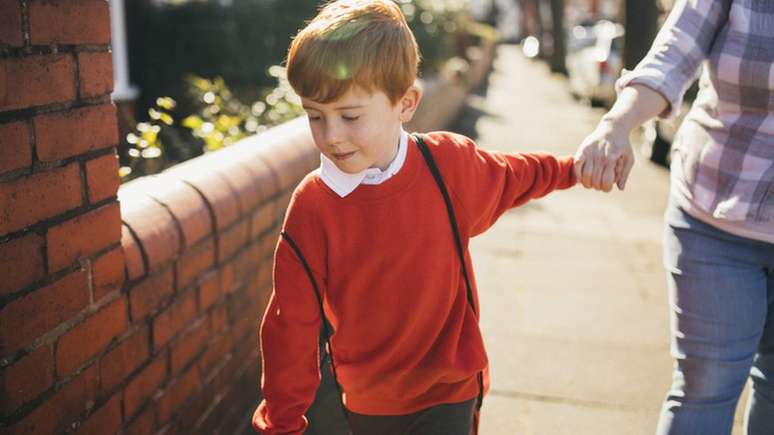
[109,0,140,102]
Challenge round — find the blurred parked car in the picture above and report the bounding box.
[566,18,596,52]
[566,20,624,107]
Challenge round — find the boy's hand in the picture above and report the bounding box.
[573,118,635,192]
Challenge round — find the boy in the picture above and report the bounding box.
[252,1,577,434]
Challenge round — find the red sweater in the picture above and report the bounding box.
[255,132,576,434]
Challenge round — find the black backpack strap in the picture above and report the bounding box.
[413,133,485,411]
[413,134,476,314]
[279,231,348,420]
[280,232,330,341]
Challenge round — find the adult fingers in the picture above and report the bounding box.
[599,140,624,192]
[617,153,636,190]
[613,156,624,181]
[590,149,606,190]
[600,162,616,192]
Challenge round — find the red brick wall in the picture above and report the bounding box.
[115,119,316,434]
[0,0,124,434]
[0,1,315,431]
[0,1,494,430]
[0,1,314,432]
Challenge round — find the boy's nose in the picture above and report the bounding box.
[323,122,344,148]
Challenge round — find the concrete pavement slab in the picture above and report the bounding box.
[480,394,656,435]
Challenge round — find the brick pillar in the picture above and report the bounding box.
[1,1,125,433]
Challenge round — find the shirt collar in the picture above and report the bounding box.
[319,129,409,197]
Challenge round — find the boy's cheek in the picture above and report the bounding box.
[309,130,327,152]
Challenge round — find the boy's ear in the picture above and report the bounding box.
[398,84,422,123]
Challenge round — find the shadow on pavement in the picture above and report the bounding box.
[447,59,500,141]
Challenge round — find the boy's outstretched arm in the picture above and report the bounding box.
[252,237,325,435]
[436,134,576,237]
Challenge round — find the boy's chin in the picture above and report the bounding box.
[335,163,367,174]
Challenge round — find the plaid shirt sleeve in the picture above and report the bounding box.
[615,0,732,118]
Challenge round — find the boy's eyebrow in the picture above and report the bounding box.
[333,104,365,110]
[302,104,366,111]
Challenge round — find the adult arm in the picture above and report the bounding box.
[575,0,732,191]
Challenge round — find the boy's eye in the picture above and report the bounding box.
[342,115,360,122]
[307,114,321,121]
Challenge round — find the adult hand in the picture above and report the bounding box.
[573,118,635,192]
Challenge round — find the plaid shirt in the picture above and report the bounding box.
[617,0,774,233]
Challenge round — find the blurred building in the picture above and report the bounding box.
[566,0,620,24]
[468,0,523,42]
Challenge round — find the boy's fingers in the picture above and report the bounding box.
[251,409,261,431]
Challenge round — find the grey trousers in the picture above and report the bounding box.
[345,398,477,435]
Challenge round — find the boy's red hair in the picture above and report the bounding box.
[286,0,420,105]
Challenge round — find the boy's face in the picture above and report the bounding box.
[301,85,420,174]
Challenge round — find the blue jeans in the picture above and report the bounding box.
[656,202,774,434]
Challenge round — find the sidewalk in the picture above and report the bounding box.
[466,45,747,434]
[296,44,749,435]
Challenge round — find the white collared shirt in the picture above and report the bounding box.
[319,129,409,197]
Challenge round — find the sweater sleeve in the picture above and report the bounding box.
[254,192,326,435]
[615,0,731,118]
[436,133,576,237]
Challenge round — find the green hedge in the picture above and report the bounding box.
[120,0,475,181]
[126,0,469,116]
[127,0,316,117]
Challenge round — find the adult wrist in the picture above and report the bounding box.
[598,114,631,138]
